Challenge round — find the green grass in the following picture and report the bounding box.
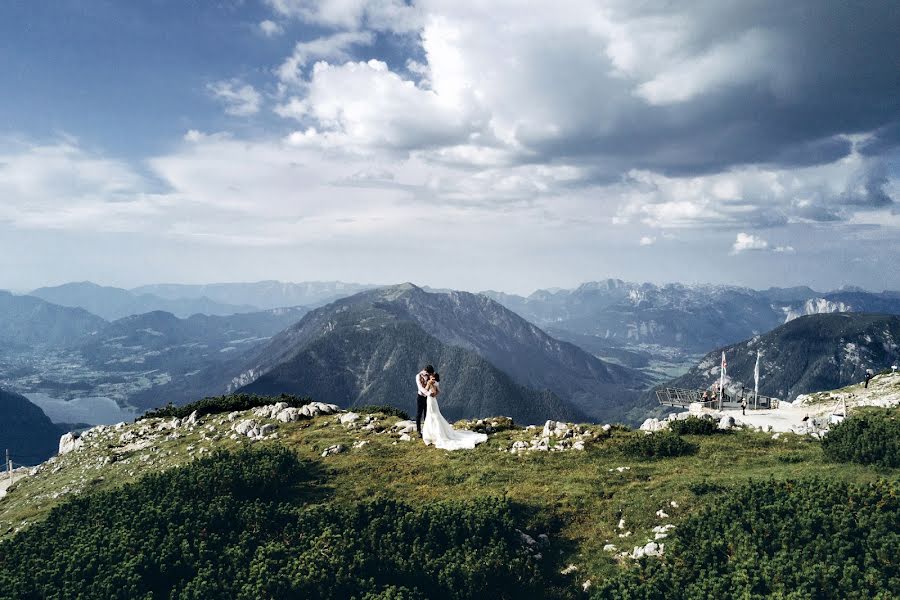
[1,408,897,589]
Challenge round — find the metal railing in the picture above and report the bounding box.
[656,388,779,410]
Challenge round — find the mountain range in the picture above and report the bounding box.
[234,284,650,424]
[483,280,900,357]
[30,282,257,320]
[131,280,378,311]
[662,313,900,401]
[0,291,105,349]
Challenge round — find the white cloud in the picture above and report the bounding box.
[276,31,374,85]
[639,236,656,246]
[207,80,262,116]
[773,245,795,253]
[265,0,420,32]
[259,20,284,37]
[280,59,486,152]
[731,233,769,254]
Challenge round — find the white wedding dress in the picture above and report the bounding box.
[421,385,488,451]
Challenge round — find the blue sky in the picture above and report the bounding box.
[1,0,898,294]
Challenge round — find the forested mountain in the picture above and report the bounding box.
[0,291,106,349]
[0,388,63,465]
[30,282,255,320]
[664,313,900,401]
[234,284,648,423]
[132,280,378,311]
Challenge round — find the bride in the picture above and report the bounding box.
[421,373,488,450]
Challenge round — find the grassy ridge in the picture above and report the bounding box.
[1,400,898,595]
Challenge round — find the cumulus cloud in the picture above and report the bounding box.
[731,233,769,254]
[276,31,374,85]
[207,80,262,116]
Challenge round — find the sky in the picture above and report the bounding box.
[1,0,898,295]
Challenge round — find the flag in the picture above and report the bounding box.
[754,350,760,397]
[719,351,727,405]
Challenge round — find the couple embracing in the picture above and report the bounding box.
[415,365,487,451]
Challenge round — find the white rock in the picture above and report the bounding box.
[560,564,578,575]
[184,410,200,426]
[227,411,242,422]
[352,440,370,449]
[275,407,302,423]
[321,444,346,457]
[582,580,592,592]
[392,420,417,434]
[58,433,83,455]
[718,415,735,430]
[340,412,361,426]
[601,424,612,432]
[233,419,258,436]
[617,518,626,530]
[259,423,277,437]
[399,433,412,442]
[670,500,679,508]
[656,510,669,519]
[602,544,617,552]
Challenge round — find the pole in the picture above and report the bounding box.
[754,350,761,410]
[6,449,10,483]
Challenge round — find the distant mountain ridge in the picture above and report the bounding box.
[132,280,379,311]
[234,284,650,423]
[663,313,900,401]
[482,280,900,356]
[0,291,106,349]
[30,282,256,320]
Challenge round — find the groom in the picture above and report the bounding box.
[415,364,435,437]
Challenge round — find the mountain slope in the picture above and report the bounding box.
[30,282,255,320]
[241,319,583,424]
[0,388,63,465]
[132,280,378,310]
[234,284,648,423]
[0,291,106,349]
[665,313,900,401]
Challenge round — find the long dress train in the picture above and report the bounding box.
[421,393,488,451]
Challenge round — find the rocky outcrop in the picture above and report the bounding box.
[58,433,84,455]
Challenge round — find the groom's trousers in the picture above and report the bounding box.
[416,394,428,434]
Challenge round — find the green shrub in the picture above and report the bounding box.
[140,392,316,420]
[0,447,562,599]
[619,431,698,459]
[669,417,722,436]
[686,480,726,496]
[592,478,900,599]
[822,407,900,467]
[354,404,411,420]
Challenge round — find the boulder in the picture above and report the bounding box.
[259,423,277,437]
[321,444,346,457]
[58,432,83,455]
[275,407,302,423]
[392,420,417,434]
[184,410,200,426]
[340,412,361,426]
[233,419,258,437]
[718,415,735,430]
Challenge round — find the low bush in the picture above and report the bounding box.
[592,478,900,599]
[619,431,698,459]
[822,407,900,467]
[354,404,411,420]
[0,447,562,599]
[140,392,316,420]
[669,417,722,436]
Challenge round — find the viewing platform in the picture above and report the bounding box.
[656,387,779,410]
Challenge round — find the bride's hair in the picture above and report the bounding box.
[432,373,440,382]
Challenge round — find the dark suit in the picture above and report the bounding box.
[415,371,429,434]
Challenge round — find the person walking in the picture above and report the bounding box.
[741,397,747,416]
